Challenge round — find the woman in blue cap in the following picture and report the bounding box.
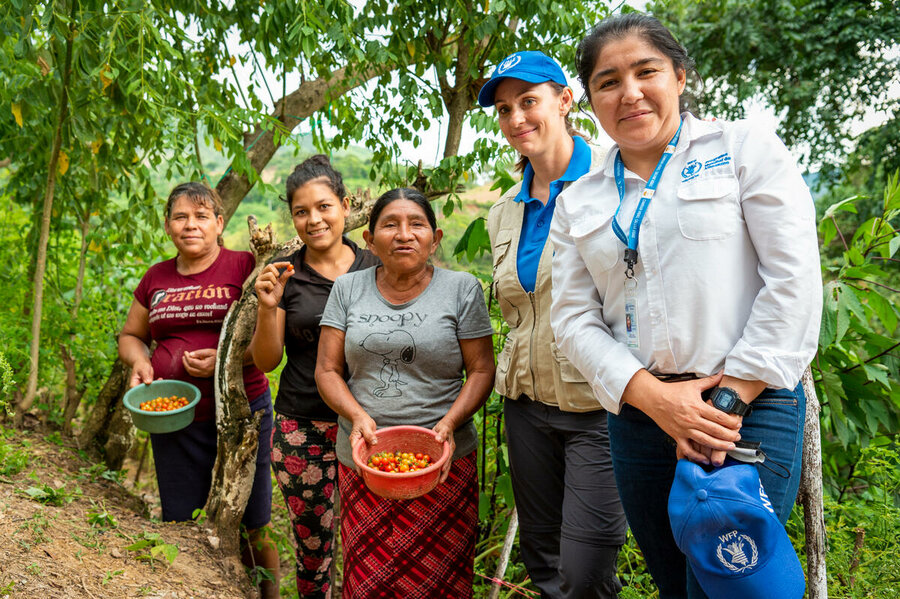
[479,51,626,598]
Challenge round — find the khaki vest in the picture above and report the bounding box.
[487,145,607,412]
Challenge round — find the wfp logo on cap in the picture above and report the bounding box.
[497,54,522,74]
[715,530,759,573]
[759,480,774,514]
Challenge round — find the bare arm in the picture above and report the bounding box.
[118,299,154,388]
[315,325,377,448]
[433,335,495,482]
[249,262,292,372]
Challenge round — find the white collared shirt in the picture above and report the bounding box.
[549,114,822,413]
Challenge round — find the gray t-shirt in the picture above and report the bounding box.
[319,266,493,467]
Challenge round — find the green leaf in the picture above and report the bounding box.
[478,491,491,521]
[125,540,153,551]
[839,282,866,321]
[822,195,861,219]
[23,486,49,500]
[452,217,491,262]
[822,371,845,418]
[866,292,898,332]
[862,364,890,388]
[495,473,515,508]
[151,543,179,565]
[819,296,836,347]
[490,170,518,195]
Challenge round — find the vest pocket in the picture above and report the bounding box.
[495,334,516,397]
[550,342,599,412]
[492,234,521,327]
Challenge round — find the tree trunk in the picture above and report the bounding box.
[205,218,276,558]
[217,64,389,225]
[60,344,86,436]
[103,391,137,471]
[206,193,376,560]
[798,366,827,598]
[17,7,76,427]
[78,358,131,463]
[442,33,473,160]
[61,215,91,435]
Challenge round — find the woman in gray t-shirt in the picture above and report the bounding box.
[316,187,495,598]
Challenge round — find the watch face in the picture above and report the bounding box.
[714,388,738,410]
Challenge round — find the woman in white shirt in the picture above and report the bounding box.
[549,13,821,598]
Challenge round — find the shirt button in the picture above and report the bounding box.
[537,220,545,227]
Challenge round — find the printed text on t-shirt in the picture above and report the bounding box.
[357,312,428,327]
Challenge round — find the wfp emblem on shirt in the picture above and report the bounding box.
[715,530,759,573]
[681,160,702,181]
[498,54,521,74]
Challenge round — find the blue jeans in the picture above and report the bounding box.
[607,383,805,599]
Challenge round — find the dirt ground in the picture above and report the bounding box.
[0,426,253,599]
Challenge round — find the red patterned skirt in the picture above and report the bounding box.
[339,451,478,598]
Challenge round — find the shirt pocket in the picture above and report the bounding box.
[676,176,740,241]
[569,214,619,273]
[491,231,521,327]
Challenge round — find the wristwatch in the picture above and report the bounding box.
[710,386,752,417]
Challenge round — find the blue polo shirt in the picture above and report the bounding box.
[515,136,591,292]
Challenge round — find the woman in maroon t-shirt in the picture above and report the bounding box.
[118,183,279,598]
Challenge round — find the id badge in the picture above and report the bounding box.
[624,278,639,349]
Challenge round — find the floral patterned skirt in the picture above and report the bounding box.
[339,451,478,598]
[271,414,339,598]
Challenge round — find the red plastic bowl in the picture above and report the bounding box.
[352,425,452,500]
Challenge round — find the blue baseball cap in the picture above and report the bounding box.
[478,51,568,107]
[668,459,806,599]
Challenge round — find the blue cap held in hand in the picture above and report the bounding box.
[478,51,568,107]
[668,459,806,599]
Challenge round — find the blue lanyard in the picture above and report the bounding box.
[612,120,683,278]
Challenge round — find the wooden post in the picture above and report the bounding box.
[206,217,282,558]
[488,507,519,599]
[798,366,828,598]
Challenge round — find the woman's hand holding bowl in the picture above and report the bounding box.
[349,410,378,474]
[432,419,457,483]
[129,359,154,388]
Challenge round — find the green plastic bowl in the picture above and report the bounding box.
[123,380,202,434]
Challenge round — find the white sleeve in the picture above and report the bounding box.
[724,126,823,388]
[549,188,645,414]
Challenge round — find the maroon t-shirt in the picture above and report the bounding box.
[134,248,269,421]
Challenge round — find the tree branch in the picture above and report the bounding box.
[216,62,394,224]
